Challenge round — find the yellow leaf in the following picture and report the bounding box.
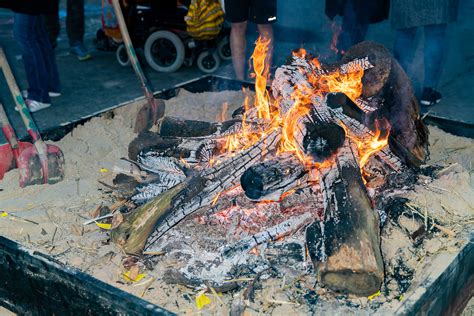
[100,168,108,173]
[368,290,381,301]
[96,222,112,230]
[1,211,8,217]
[123,271,146,282]
[195,293,211,310]
[398,295,404,301]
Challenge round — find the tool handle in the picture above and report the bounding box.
[0,47,42,143]
[0,101,20,151]
[111,0,158,113]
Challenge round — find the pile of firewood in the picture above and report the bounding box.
[107,41,428,296]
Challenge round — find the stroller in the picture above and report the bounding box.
[108,0,231,73]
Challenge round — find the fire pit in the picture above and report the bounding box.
[105,40,471,312]
[0,41,472,314]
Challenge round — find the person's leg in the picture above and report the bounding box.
[419,23,447,105]
[37,16,61,94]
[67,0,85,46]
[256,24,273,71]
[393,27,418,74]
[43,10,60,48]
[67,0,91,60]
[230,22,248,80]
[13,14,50,104]
[338,0,366,53]
[423,23,447,89]
[251,0,276,73]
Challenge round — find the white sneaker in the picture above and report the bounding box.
[48,91,61,97]
[21,90,61,98]
[15,99,51,113]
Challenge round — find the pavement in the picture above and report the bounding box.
[0,0,473,144]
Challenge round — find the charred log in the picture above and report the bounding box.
[302,108,346,162]
[327,92,422,167]
[112,130,280,254]
[273,41,429,166]
[128,132,182,161]
[158,116,242,138]
[306,142,384,296]
[343,41,429,166]
[240,155,305,201]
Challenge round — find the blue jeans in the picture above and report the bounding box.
[14,13,61,103]
[338,0,370,53]
[394,24,447,88]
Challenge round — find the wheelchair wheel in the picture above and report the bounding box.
[116,44,130,67]
[217,37,232,61]
[197,51,220,73]
[144,31,185,73]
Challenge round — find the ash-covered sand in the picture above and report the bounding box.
[0,90,473,314]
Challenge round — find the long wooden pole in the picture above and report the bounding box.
[111,0,164,125]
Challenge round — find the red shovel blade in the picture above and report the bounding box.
[16,143,65,187]
[0,141,34,180]
[0,144,14,180]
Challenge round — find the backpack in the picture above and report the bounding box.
[185,0,224,40]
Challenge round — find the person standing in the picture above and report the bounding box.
[44,0,92,61]
[224,0,277,80]
[0,0,62,112]
[391,0,460,106]
[325,0,389,54]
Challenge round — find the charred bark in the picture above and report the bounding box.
[112,130,280,254]
[273,41,429,167]
[306,141,384,296]
[158,116,241,138]
[240,155,305,201]
[343,41,429,166]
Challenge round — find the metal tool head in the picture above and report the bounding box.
[17,143,65,187]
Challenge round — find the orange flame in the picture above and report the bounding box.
[221,37,386,183]
[251,37,272,120]
[340,120,390,181]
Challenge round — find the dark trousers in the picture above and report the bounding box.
[44,0,85,47]
[14,14,61,103]
[337,0,369,53]
[394,24,447,88]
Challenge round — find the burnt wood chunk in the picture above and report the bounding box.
[303,109,346,162]
[306,142,384,296]
[274,41,429,167]
[159,116,219,137]
[158,116,244,138]
[112,131,280,254]
[241,156,305,200]
[128,132,182,161]
[343,41,429,166]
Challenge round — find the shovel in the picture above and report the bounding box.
[111,0,165,133]
[0,47,65,187]
[0,101,35,180]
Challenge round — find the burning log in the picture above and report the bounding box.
[240,155,305,201]
[306,140,384,296]
[272,41,429,167]
[128,132,224,166]
[112,130,280,254]
[342,42,429,166]
[110,38,428,298]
